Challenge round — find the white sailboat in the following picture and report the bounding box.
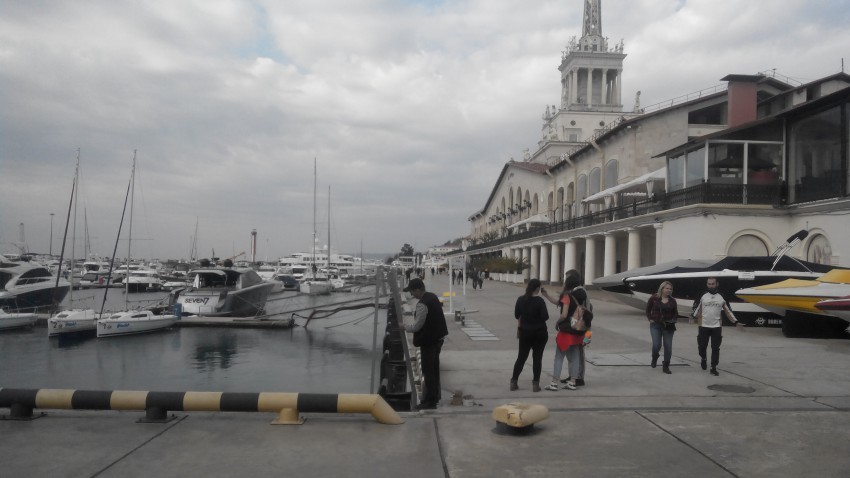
[48,150,102,336]
[97,152,178,337]
[301,159,333,295]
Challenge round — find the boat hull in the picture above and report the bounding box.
[172,282,275,317]
[301,281,332,295]
[47,309,100,336]
[815,296,850,321]
[0,284,71,314]
[0,311,37,330]
[97,311,178,337]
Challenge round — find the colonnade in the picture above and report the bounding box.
[564,67,622,107]
[505,226,647,285]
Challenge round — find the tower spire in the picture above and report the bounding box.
[580,0,606,52]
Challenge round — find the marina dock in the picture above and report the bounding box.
[2,276,849,477]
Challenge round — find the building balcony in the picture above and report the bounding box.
[466,180,847,253]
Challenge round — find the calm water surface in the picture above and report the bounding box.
[0,287,388,394]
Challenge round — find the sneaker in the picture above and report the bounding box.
[575,379,585,386]
[701,359,707,370]
[710,368,719,376]
[562,382,577,390]
[544,381,559,391]
[560,376,572,384]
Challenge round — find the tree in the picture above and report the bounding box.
[400,243,414,256]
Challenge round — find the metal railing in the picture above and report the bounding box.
[468,181,793,252]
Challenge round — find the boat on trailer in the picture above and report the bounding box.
[595,230,837,327]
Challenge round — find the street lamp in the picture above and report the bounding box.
[49,213,55,256]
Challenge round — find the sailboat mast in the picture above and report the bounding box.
[125,151,136,308]
[68,150,80,306]
[327,185,331,271]
[312,157,317,273]
[52,149,80,313]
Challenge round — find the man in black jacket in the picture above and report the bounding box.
[404,278,449,410]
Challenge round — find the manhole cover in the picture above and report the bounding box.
[707,384,756,393]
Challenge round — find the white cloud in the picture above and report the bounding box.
[2,0,848,260]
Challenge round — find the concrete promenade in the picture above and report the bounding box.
[2,275,850,477]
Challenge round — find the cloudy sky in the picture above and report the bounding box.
[2,0,848,261]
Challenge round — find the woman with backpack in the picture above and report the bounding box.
[542,269,593,391]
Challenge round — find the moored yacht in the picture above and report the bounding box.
[168,267,276,317]
[48,308,101,336]
[97,309,178,337]
[0,309,37,331]
[0,260,71,313]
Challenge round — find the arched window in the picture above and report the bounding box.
[556,187,565,221]
[576,175,588,215]
[589,167,601,196]
[806,234,833,265]
[727,234,768,256]
[605,160,618,188]
[532,193,539,216]
[566,183,575,219]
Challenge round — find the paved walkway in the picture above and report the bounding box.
[3,275,850,477]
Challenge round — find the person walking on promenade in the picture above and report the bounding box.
[691,277,744,376]
[510,279,550,392]
[542,269,592,390]
[645,281,678,374]
[404,278,449,409]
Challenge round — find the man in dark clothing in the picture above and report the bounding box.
[404,278,449,410]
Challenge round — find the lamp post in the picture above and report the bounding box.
[49,213,55,256]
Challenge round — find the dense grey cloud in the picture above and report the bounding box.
[2,0,848,260]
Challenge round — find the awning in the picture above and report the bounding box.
[508,213,550,230]
[581,167,666,206]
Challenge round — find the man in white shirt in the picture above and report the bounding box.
[691,277,744,376]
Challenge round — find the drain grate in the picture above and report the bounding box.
[707,384,755,393]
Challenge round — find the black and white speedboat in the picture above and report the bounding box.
[595,230,836,326]
[0,260,71,314]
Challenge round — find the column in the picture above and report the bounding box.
[540,243,550,283]
[617,69,623,105]
[528,245,538,281]
[584,236,597,283]
[586,68,593,107]
[601,69,608,105]
[564,238,577,275]
[627,228,641,271]
[549,241,562,285]
[603,232,617,277]
[653,222,663,263]
[571,69,578,104]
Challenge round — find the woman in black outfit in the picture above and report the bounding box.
[510,278,550,392]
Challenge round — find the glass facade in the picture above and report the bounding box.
[788,105,844,203]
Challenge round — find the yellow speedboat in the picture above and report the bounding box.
[736,269,850,317]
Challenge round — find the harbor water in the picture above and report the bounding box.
[0,287,388,394]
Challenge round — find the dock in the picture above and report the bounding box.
[2,275,849,477]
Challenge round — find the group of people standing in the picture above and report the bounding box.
[645,277,743,376]
[510,269,592,392]
[405,270,745,411]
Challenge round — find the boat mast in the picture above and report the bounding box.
[312,157,317,276]
[125,151,136,308]
[99,151,134,317]
[327,185,331,273]
[52,149,80,314]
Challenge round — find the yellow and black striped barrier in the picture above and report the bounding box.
[0,388,403,425]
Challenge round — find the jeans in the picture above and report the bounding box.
[553,342,585,381]
[697,326,723,367]
[420,338,444,405]
[649,322,674,364]
[512,328,549,382]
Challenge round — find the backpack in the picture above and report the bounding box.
[573,286,593,313]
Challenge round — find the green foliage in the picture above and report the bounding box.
[472,256,529,273]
